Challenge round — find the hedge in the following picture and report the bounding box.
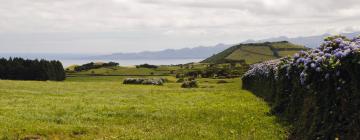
[242,36,360,139]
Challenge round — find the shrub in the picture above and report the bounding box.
[185,70,202,78]
[181,80,198,88]
[74,62,119,72]
[242,35,360,139]
[136,64,158,69]
[123,78,165,85]
[141,79,163,85]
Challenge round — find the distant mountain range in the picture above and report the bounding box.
[89,43,231,60]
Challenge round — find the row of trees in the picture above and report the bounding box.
[0,57,65,81]
[74,62,119,72]
[136,63,158,69]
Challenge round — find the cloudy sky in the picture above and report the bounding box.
[1,0,360,54]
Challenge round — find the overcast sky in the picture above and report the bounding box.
[1,0,360,54]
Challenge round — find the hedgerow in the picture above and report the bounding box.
[242,35,360,139]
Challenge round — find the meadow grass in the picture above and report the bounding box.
[0,77,289,139]
[226,48,277,64]
[241,46,274,56]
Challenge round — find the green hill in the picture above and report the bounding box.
[201,41,308,64]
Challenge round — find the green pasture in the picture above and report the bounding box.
[0,76,289,139]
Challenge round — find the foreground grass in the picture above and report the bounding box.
[0,77,288,139]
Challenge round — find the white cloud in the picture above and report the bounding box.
[0,0,359,53]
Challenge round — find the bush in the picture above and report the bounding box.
[136,64,158,69]
[181,80,198,88]
[123,78,165,85]
[74,62,119,72]
[242,35,360,139]
[141,79,163,85]
[185,70,201,78]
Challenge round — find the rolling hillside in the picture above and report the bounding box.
[201,41,308,64]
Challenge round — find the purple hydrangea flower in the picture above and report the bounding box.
[310,63,316,68]
[304,58,312,65]
[324,53,331,58]
[316,57,323,63]
[335,52,344,58]
[296,58,305,63]
[294,53,300,59]
[334,38,343,43]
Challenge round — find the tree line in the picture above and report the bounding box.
[0,57,66,81]
[136,64,158,69]
[74,62,119,72]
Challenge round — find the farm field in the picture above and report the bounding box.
[202,41,308,64]
[226,47,277,64]
[0,76,289,139]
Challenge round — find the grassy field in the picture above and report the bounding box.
[241,46,274,56]
[226,46,277,64]
[202,41,306,64]
[0,76,289,139]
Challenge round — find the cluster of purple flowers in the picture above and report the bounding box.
[244,59,280,78]
[287,35,360,88]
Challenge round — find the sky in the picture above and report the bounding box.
[1,0,360,54]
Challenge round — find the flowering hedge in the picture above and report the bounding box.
[242,36,360,139]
